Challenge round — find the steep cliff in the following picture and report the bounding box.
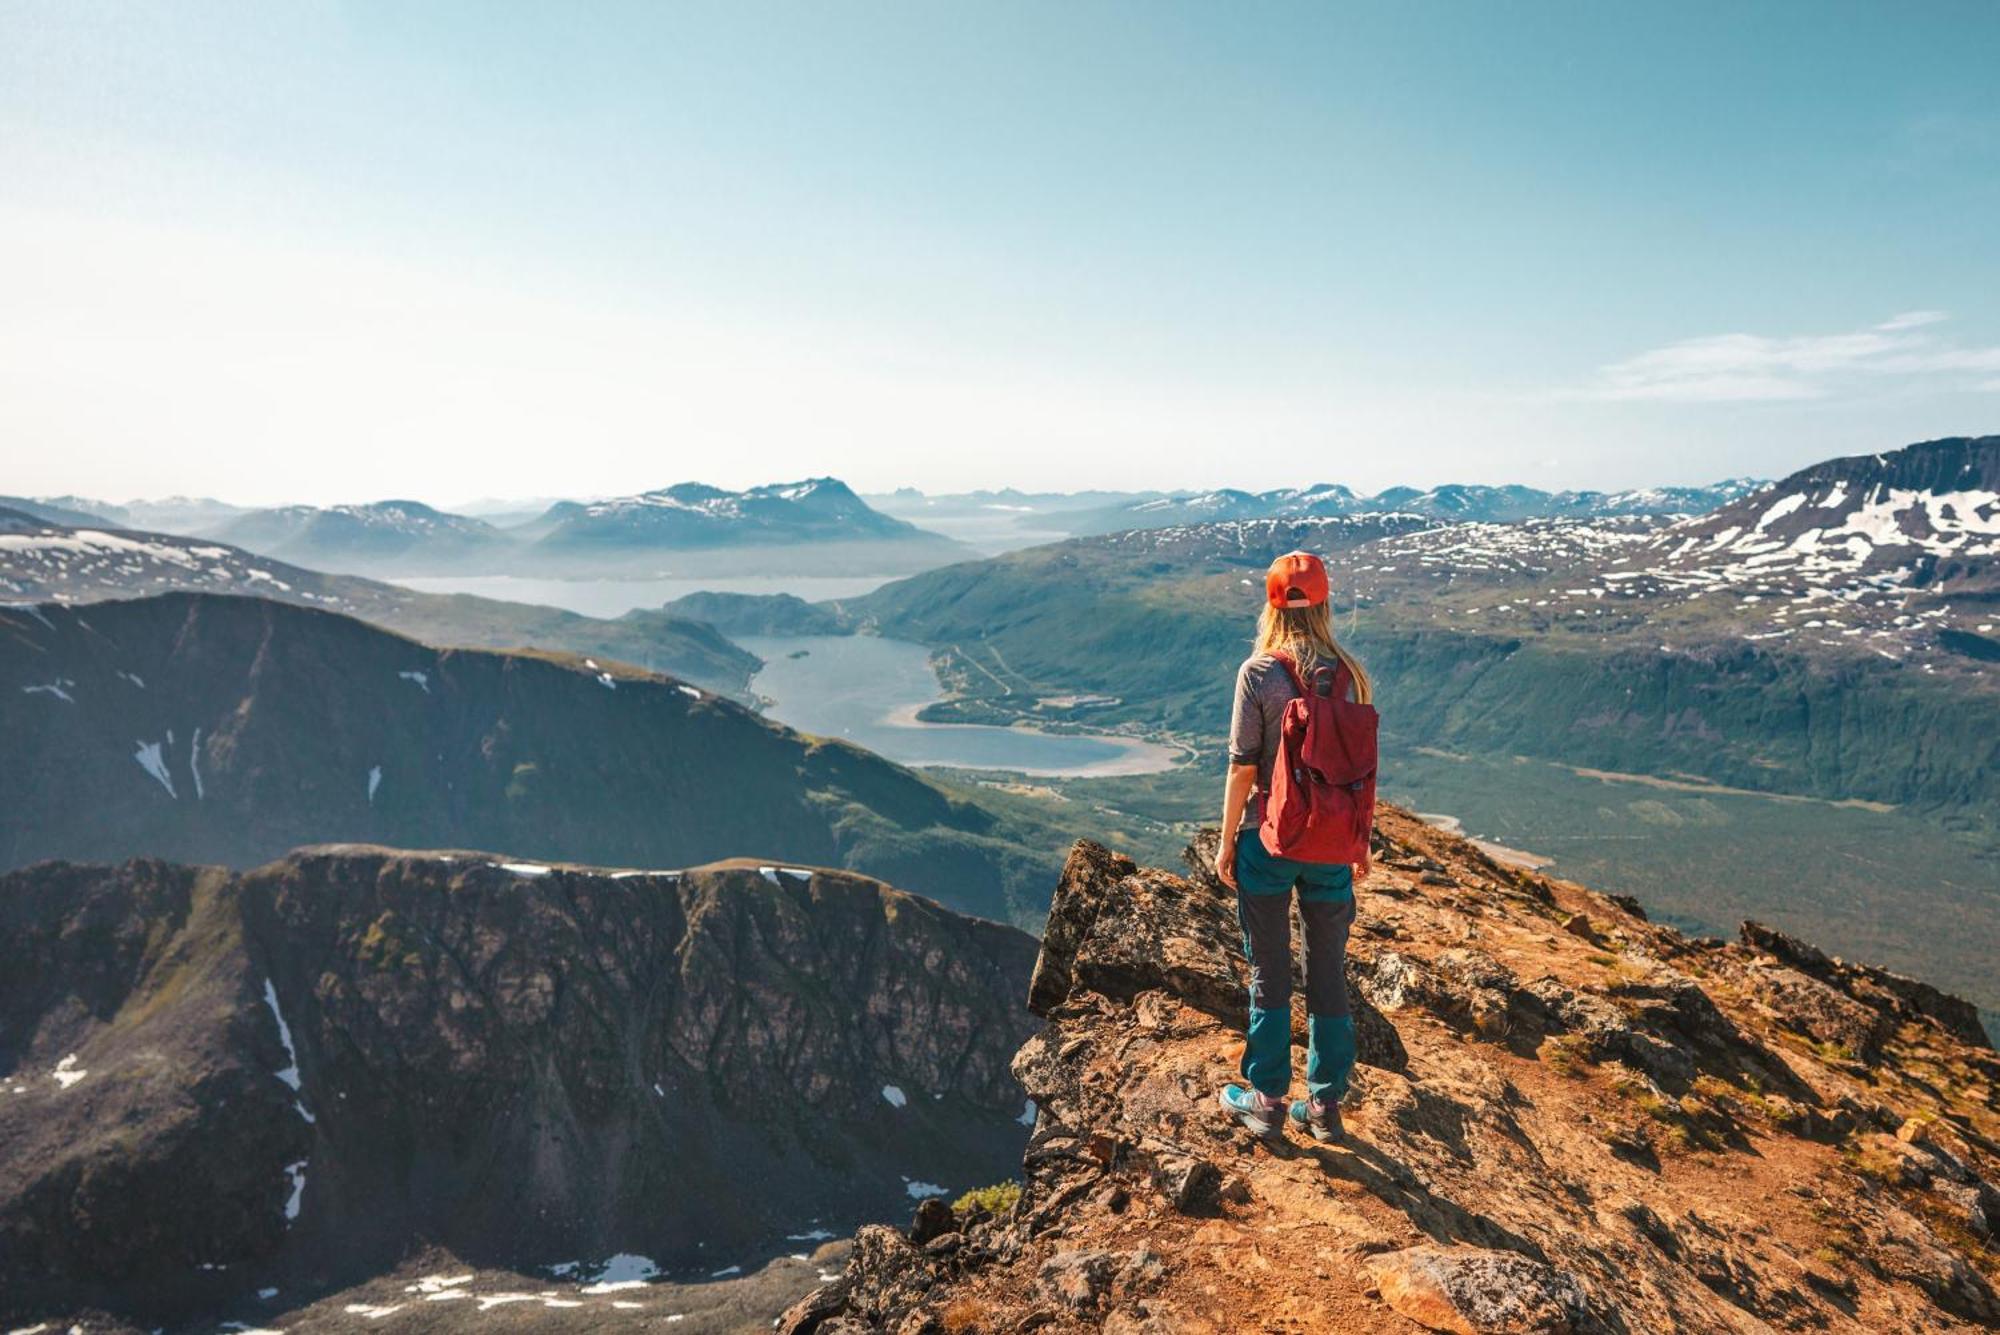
[786,807,2000,1333]
[0,850,1039,1327]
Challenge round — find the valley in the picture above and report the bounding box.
[810,440,2000,1028]
[0,593,1079,927]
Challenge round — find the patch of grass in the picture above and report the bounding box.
[952,1181,1021,1217]
[1540,1033,1594,1078]
[941,1295,997,1333]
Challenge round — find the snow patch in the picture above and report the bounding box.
[1018,1098,1037,1127]
[262,980,304,1091]
[51,1054,87,1089]
[398,670,430,693]
[677,684,701,699]
[881,1085,908,1108]
[500,862,552,877]
[405,1274,474,1295]
[903,1178,949,1200]
[1754,493,1806,530]
[787,1228,835,1242]
[133,740,176,797]
[709,1265,741,1277]
[282,1160,308,1221]
[367,765,382,803]
[20,680,74,702]
[189,727,205,800]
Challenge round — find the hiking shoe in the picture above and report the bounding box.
[1218,1083,1287,1137]
[1289,1096,1345,1143]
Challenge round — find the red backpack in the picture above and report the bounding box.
[1258,654,1378,864]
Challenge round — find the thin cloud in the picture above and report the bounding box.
[1573,311,2000,402]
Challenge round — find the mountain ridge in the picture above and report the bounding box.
[0,514,762,694]
[0,846,1040,1326]
[785,808,2000,1333]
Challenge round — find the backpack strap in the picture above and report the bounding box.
[1273,653,1351,701]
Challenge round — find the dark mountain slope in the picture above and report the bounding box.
[0,593,1060,922]
[0,849,1039,1326]
[0,513,759,694]
[839,442,1996,816]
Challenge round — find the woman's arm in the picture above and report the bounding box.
[1215,763,1257,888]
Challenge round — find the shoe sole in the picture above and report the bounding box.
[1218,1088,1282,1137]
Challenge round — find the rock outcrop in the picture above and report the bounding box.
[0,850,1040,1328]
[786,805,2000,1333]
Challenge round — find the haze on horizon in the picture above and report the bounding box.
[3,1,1997,508]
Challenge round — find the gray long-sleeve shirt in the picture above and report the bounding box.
[1228,653,1300,830]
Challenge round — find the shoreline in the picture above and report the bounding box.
[879,701,1184,778]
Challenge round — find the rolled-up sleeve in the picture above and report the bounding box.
[1227,660,1262,767]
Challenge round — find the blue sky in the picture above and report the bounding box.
[3,0,1996,503]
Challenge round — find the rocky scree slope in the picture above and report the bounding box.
[786,806,2000,1333]
[0,849,1039,1327]
[0,591,1060,923]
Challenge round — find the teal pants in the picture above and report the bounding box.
[1234,832,1357,1102]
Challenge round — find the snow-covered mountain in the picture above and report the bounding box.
[531,477,962,554]
[1058,476,1762,535]
[205,499,512,574]
[0,509,759,693]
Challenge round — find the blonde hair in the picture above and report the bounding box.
[1256,600,1373,704]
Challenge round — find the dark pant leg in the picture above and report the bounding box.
[1233,837,1297,1098]
[1298,879,1356,1100]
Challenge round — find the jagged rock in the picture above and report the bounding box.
[1746,959,1896,1060]
[1933,1179,1992,1239]
[1149,1153,1222,1215]
[1032,1247,1160,1311]
[909,1198,956,1246]
[1362,1245,1589,1334]
[1741,920,1992,1049]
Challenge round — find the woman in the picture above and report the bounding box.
[1215,550,1374,1143]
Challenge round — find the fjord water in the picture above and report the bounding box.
[739,634,1178,777]
[389,573,893,619]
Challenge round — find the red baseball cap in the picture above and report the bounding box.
[1265,551,1329,609]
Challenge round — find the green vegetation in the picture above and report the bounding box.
[829,525,1999,1026]
[952,1181,1022,1216]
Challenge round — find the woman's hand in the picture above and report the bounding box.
[1216,830,1239,890]
[1353,857,1371,889]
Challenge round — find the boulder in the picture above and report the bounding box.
[1363,1245,1589,1334]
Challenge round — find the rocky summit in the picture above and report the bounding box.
[787,807,2000,1333]
[0,850,1039,1329]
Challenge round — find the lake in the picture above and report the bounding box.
[389,573,894,619]
[738,635,1179,777]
